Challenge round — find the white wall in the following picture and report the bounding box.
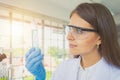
[114,14,120,26]
[0,0,120,25]
[0,0,70,21]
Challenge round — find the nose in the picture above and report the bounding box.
[67,32,75,41]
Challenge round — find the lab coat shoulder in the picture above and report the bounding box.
[100,59,120,80]
[50,58,79,80]
[110,65,120,80]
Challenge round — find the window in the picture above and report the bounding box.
[0,5,68,80]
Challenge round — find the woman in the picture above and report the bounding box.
[0,53,7,78]
[25,3,120,80]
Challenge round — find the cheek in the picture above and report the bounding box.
[77,38,95,50]
[80,33,98,46]
[72,36,97,55]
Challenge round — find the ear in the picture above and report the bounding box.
[96,36,101,46]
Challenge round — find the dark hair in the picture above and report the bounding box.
[0,53,6,62]
[71,3,120,68]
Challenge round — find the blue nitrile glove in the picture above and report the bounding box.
[25,48,46,80]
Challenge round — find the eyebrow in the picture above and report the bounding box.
[68,25,97,32]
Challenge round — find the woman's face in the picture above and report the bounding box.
[67,13,101,56]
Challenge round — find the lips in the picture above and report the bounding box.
[69,44,77,48]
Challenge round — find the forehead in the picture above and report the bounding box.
[69,13,93,29]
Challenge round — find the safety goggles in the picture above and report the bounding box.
[64,25,97,40]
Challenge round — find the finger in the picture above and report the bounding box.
[34,59,44,69]
[27,53,44,65]
[26,60,42,74]
[25,48,34,62]
[26,56,42,70]
[35,48,43,54]
[26,49,43,63]
[25,47,35,59]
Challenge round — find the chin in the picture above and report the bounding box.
[69,49,87,56]
[69,49,80,55]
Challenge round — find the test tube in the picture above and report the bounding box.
[32,29,39,48]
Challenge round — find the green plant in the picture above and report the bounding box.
[46,71,52,80]
[24,76,34,80]
[24,71,52,80]
[48,47,66,59]
[0,77,8,80]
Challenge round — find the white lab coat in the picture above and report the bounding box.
[0,62,8,78]
[50,57,120,80]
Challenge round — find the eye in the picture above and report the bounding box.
[76,28,84,34]
[69,27,72,31]
[65,26,72,34]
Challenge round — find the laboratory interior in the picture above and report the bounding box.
[0,0,120,80]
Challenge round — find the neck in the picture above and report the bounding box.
[80,51,101,69]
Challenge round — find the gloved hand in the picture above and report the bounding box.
[25,48,46,80]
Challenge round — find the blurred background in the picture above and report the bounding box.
[0,0,120,80]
